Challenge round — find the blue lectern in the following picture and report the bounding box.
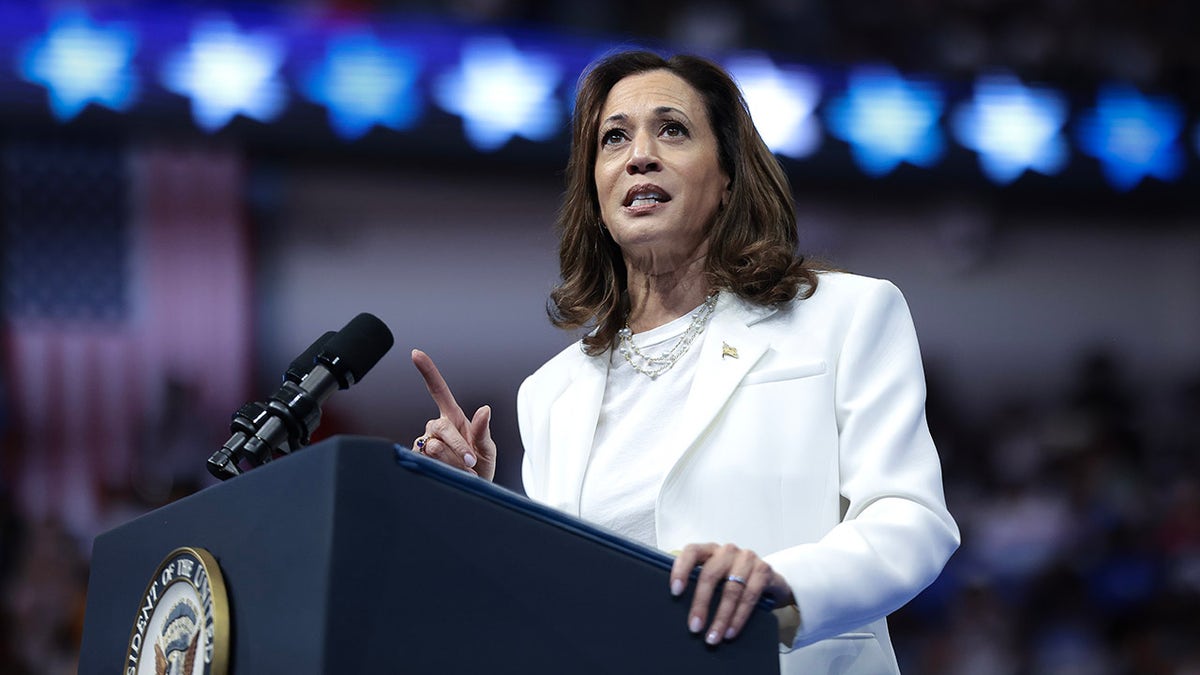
[79,436,780,673]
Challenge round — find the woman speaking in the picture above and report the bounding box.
[410,50,959,674]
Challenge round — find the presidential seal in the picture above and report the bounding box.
[124,547,229,675]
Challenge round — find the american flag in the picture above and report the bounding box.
[1,141,252,541]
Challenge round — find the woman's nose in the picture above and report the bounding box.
[626,132,660,174]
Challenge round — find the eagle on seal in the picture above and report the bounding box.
[153,599,201,675]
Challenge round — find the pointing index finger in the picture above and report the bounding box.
[411,349,468,427]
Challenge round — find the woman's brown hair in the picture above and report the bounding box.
[550,50,818,354]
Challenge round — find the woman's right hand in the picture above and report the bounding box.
[410,349,497,482]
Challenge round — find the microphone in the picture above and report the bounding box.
[207,314,394,480]
[286,330,337,384]
[211,330,336,472]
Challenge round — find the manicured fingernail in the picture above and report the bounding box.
[706,630,720,645]
[464,453,477,468]
[671,579,684,596]
[689,616,703,633]
[725,627,736,639]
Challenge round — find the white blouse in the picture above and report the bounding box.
[579,304,712,548]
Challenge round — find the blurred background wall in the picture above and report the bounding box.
[1,0,1198,672]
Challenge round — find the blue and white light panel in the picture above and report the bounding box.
[1076,85,1186,191]
[953,73,1068,184]
[825,67,945,176]
[432,37,563,151]
[302,31,422,140]
[4,3,1197,192]
[18,10,139,120]
[160,17,287,132]
[726,54,822,159]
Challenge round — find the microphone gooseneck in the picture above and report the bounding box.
[207,314,394,480]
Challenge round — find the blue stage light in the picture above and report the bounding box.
[302,31,422,140]
[432,37,562,151]
[17,9,139,121]
[160,16,287,132]
[952,73,1068,184]
[725,54,822,159]
[0,2,1193,196]
[1076,85,1185,191]
[825,67,945,176]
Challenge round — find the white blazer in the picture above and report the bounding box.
[517,272,960,674]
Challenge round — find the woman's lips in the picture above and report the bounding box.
[623,183,672,207]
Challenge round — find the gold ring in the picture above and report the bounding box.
[414,435,430,453]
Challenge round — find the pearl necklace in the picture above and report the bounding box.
[617,292,719,379]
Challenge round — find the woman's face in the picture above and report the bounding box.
[594,69,729,271]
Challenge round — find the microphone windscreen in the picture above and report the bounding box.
[286,331,336,383]
[322,313,395,384]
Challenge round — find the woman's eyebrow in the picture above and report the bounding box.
[602,106,691,126]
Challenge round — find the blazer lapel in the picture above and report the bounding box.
[544,349,607,514]
[541,295,776,514]
[662,294,775,477]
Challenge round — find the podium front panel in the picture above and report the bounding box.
[80,436,780,674]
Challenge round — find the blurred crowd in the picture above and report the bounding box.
[892,352,1200,673]
[0,387,213,675]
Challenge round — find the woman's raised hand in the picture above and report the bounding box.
[410,349,497,482]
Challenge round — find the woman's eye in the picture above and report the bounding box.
[601,129,625,146]
[662,122,688,137]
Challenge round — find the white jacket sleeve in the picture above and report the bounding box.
[763,280,960,647]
